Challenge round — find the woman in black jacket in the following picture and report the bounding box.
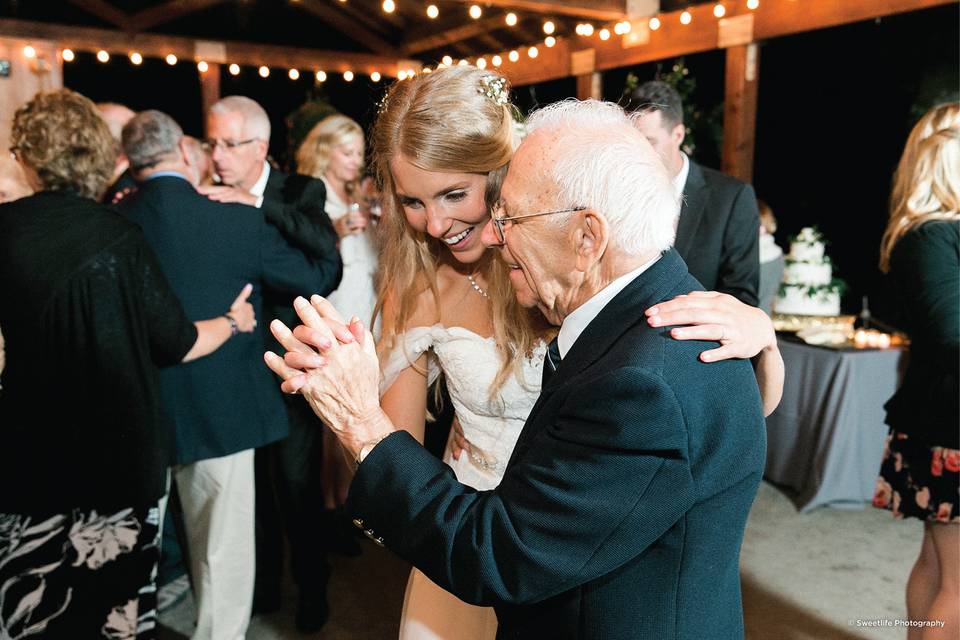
[875,102,958,639]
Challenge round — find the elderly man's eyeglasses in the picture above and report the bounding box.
[201,138,257,153]
[490,201,587,244]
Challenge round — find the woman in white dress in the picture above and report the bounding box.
[298,115,380,508]
[358,65,785,640]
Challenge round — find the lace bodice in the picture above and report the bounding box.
[380,325,545,490]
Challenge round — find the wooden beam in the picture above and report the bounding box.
[325,0,397,36]
[402,15,505,55]
[576,72,602,100]
[499,0,953,87]
[721,44,758,183]
[476,32,509,53]
[0,18,418,75]
[127,0,229,32]
[65,0,130,30]
[441,0,651,21]
[295,0,397,55]
[200,62,221,137]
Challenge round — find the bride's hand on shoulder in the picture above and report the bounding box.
[644,291,776,363]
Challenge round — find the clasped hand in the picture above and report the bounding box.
[263,296,393,458]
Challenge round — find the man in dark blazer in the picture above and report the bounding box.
[630,81,760,306]
[267,102,768,638]
[197,95,343,631]
[117,110,341,639]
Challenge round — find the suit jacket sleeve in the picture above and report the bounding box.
[260,178,342,295]
[258,215,343,298]
[717,183,760,306]
[346,366,697,607]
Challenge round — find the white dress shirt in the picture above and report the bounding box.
[672,152,690,201]
[249,161,270,208]
[557,255,662,359]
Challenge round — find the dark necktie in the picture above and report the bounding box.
[541,337,562,387]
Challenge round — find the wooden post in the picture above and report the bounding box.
[576,71,602,100]
[722,43,758,183]
[0,37,62,153]
[200,62,220,135]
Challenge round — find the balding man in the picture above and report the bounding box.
[97,102,138,204]
[199,95,342,631]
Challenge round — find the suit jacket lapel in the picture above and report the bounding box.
[675,160,707,258]
[506,250,691,467]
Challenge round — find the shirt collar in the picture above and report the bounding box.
[146,171,189,182]
[249,161,270,197]
[557,254,662,359]
[672,152,689,199]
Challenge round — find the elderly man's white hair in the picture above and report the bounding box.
[524,99,679,256]
[210,95,271,140]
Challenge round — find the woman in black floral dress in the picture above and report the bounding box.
[875,102,959,639]
[0,90,254,638]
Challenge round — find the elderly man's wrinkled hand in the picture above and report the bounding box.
[264,296,389,457]
[644,290,776,362]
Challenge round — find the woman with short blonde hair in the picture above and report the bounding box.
[874,102,959,640]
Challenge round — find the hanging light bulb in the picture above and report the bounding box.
[680,10,692,25]
[649,16,661,30]
[382,0,395,13]
[422,67,432,73]
[508,50,519,62]
[713,3,726,18]
[61,49,75,62]
[229,63,241,75]
[23,45,36,58]
[197,60,209,73]
[426,4,438,18]
[442,55,453,66]
[492,55,502,67]
[545,36,556,47]
[343,70,354,81]
[315,70,327,82]
[165,53,178,65]
[97,50,110,63]
[258,65,270,77]
[288,68,300,80]
[527,46,539,58]
[457,59,468,66]
[543,20,555,34]
[129,52,143,65]
[371,71,381,82]
[599,28,610,40]
[582,24,594,36]
[476,57,487,69]
[505,12,517,26]
[747,0,759,9]
[469,5,482,19]
[397,69,408,80]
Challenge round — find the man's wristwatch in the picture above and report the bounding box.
[223,313,239,336]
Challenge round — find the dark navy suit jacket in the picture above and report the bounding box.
[346,249,766,639]
[119,175,342,464]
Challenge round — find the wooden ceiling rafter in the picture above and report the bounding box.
[126,0,232,32]
[65,0,131,30]
[401,14,506,55]
[294,0,397,54]
[325,0,398,37]
[347,0,407,29]
[0,17,418,74]
[439,0,634,21]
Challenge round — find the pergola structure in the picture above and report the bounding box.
[0,0,954,179]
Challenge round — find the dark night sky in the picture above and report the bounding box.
[54,3,959,323]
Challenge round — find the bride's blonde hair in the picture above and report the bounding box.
[371,65,544,395]
[879,102,960,272]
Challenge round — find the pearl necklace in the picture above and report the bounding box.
[467,274,489,299]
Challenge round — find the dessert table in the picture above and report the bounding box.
[764,336,908,512]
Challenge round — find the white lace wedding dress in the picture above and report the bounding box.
[380,324,544,640]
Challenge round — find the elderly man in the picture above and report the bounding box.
[630,81,760,306]
[266,100,768,638]
[118,109,340,640]
[199,95,342,631]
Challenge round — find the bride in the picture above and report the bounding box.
[274,65,784,639]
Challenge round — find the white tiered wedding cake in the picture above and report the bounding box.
[774,227,843,316]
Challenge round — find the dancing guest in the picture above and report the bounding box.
[0,89,254,637]
[268,98,770,639]
[629,81,760,306]
[875,102,959,639]
[275,67,783,639]
[200,95,342,630]
[297,114,378,513]
[97,101,138,204]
